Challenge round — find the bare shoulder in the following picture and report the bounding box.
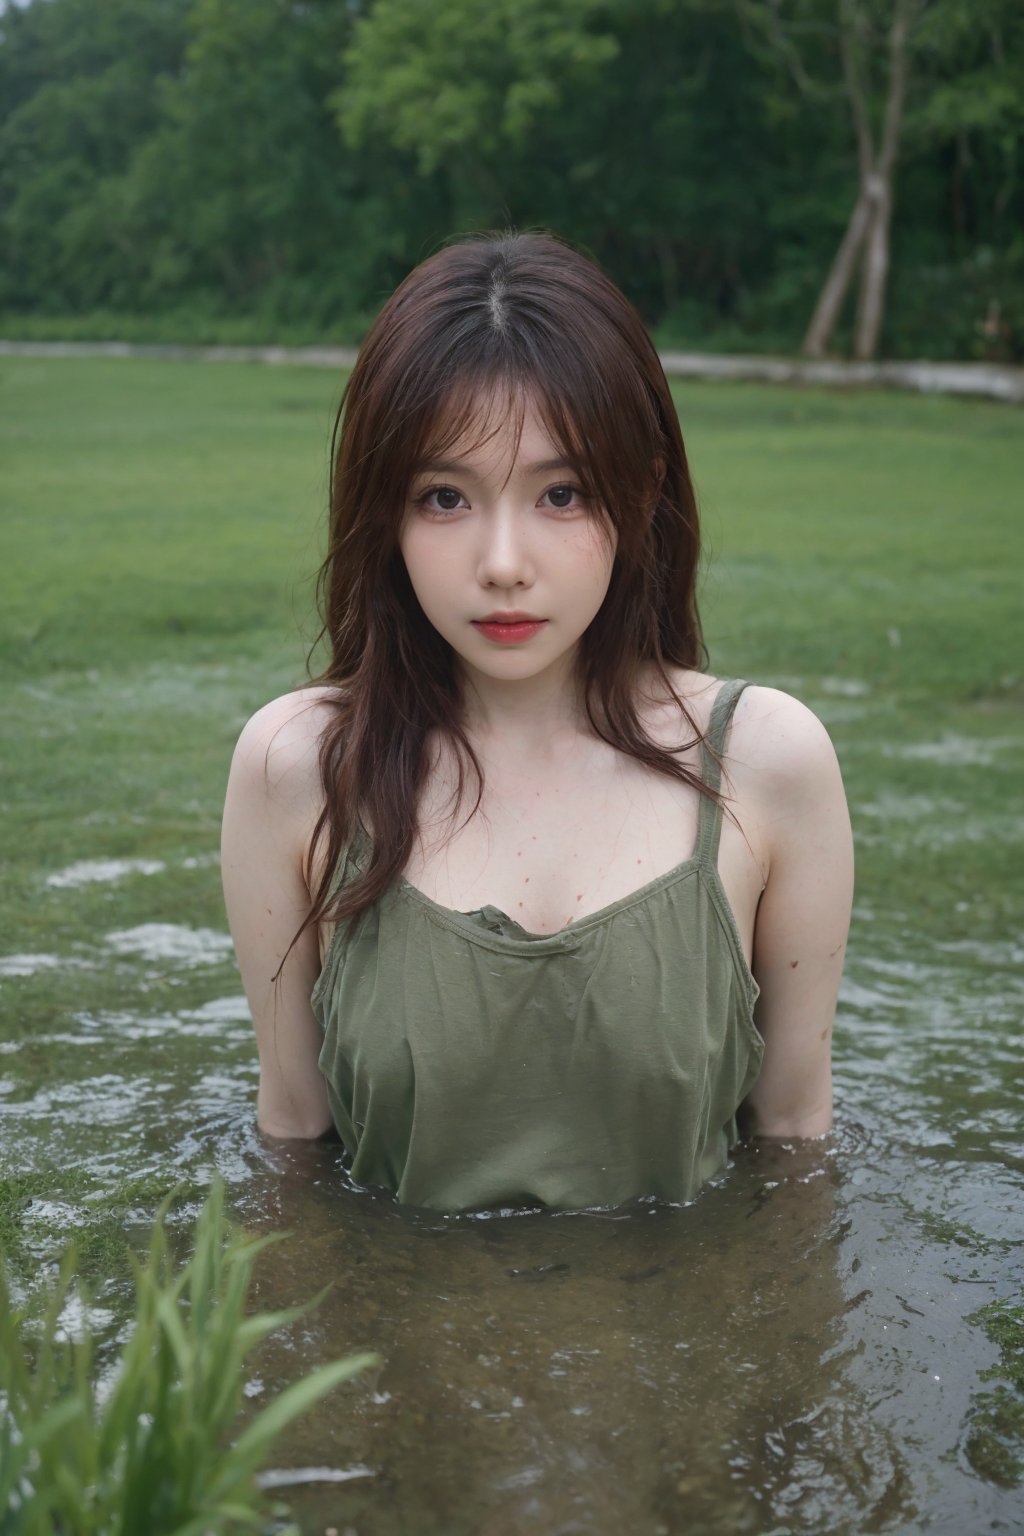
[727,684,844,805]
[726,685,851,893]
[641,667,840,781]
[645,668,848,876]
[230,685,340,809]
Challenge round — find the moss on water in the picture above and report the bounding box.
[969,1298,1024,1395]
[0,1169,205,1293]
[916,1211,1017,1261]
[963,1298,1024,1486]
[963,1391,1024,1487]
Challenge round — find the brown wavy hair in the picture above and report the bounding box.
[298,229,724,945]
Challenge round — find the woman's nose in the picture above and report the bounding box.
[475,508,534,589]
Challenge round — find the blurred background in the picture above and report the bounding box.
[1,0,1022,361]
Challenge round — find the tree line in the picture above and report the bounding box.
[1,0,1021,360]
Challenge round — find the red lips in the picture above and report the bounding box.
[471,616,548,645]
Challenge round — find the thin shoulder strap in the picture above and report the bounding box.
[695,679,749,869]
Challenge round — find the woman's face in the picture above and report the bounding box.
[399,394,617,694]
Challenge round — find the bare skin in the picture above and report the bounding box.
[221,401,854,1149]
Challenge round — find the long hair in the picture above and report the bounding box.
[299,229,721,942]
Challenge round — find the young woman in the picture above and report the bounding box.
[221,231,854,1213]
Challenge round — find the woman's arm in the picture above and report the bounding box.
[221,693,334,1139]
[742,690,854,1139]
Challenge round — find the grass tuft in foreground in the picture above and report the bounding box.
[0,1180,378,1535]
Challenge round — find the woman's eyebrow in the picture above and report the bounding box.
[525,457,575,474]
[414,459,475,476]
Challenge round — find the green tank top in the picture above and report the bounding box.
[311,678,764,1212]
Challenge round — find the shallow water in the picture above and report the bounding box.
[1,681,1021,1534]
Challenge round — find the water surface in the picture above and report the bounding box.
[1,674,1021,1535]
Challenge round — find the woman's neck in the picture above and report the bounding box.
[457,653,592,758]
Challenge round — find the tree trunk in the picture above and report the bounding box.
[801,182,875,357]
[801,0,875,358]
[853,177,893,358]
[801,0,912,361]
[852,1,910,359]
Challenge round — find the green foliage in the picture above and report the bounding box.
[0,0,190,311]
[120,0,363,312]
[0,1180,377,1535]
[0,0,1022,353]
[338,0,618,174]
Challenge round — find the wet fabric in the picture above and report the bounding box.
[311,678,764,1212]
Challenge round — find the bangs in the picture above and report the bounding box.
[407,365,604,507]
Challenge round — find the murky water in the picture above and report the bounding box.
[1,677,1021,1535]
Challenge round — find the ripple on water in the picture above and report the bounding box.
[930,936,1024,968]
[2,716,1021,1534]
[881,733,1022,767]
[45,857,166,889]
[255,1466,377,1491]
[834,939,1022,1192]
[856,791,962,821]
[854,790,1024,849]
[52,1293,118,1344]
[185,994,251,1023]
[1,930,240,986]
[820,677,871,697]
[3,1073,172,1123]
[103,924,235,965]
[0,953,99,983]
[181,851,220,870]
[0,953,64,978]
[47,997,253,1044]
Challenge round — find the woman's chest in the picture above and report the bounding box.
[402,745,765,955]
[407,804,663,934]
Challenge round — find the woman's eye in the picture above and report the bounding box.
[417,485,465,514]
[544,483,585,511]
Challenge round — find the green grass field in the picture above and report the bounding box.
[4,356,1020,691]
[1,356,1020,939]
